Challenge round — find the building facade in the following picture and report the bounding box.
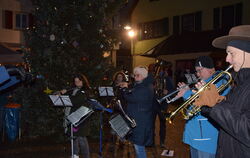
[0,0,33,49]
[0,0,33,64]
[130,0,250,80]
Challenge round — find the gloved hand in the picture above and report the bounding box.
[193,83,225,107]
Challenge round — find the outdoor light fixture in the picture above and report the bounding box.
[128,30,135,38]
[124,25,131,30]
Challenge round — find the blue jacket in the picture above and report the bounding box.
[123,75,154,146]
[182,71,230,154]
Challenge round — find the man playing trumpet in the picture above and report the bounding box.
[176,56,230,158]
[193,25,250,158]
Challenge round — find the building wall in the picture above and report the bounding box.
[0,0,33,49]
[131,0,250,69]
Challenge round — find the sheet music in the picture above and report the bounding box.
[49,95,73,106]
[98,87,114,96]
[67,106,94,126]
[185,73,198,84]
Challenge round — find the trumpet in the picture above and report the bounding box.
[157,81,198,104]
[166,65,233,123]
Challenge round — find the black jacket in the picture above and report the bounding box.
[202,68,250,158]
[123,75,155,146]
[69,87,93,137]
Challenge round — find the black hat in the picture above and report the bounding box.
[195,56,214,69]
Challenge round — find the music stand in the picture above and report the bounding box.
[67,106,94,158]
[98,87,114,97]
[49,95,73,107]
[0,66,10,84]
[88,99,113,158]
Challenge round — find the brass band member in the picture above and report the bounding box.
[194,25,250,158]
[176,56,230,158]
[120,66,154,158]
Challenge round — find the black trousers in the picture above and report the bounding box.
[153,102,168,144]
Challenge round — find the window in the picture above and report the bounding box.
[138,18,169,40]
[2,10,13,29]
[213,3,242,29]
[181,11,202,33]
[173,11,202,34]
[15,13,29,29]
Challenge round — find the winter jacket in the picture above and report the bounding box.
[69,87,93,137]
[182,71,230,154]
[202,68,250,158]
[123,75,155,146]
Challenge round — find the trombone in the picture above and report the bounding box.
[166,65,233,124]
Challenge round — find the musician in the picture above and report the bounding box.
[120,66,154,158]
[112,71,128,109]
[60,74,93,158]
[153,68,175,148]
[194,25,250,158]
[109,71,128,147]
[176,56,230,158]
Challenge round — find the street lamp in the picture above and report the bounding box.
[124,25,137,68]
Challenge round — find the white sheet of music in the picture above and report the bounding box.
[49,95,73,106]
[67,106,93,126]
[98,87,114,96]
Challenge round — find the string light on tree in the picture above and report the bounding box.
[49,34,55,41]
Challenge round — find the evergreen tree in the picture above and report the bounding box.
[14,0,124,138]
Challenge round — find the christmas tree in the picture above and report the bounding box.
[14,0,125,137]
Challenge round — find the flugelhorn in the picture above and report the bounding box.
[157,80,199,104]
[166,65,233,123]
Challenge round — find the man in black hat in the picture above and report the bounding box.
[194,25,250,158]
[176,55,230,158]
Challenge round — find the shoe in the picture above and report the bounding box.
[72,155,79,158]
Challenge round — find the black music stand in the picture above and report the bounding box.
[98,87,114,97]
[67,106,94,158]
[88,99,113,158]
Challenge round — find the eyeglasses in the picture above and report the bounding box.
[133,74,141,78]
[195,68,204,73]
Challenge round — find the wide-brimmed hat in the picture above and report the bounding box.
[212,25,250,49]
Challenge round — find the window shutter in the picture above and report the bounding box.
[213,8,220,29]
[4,10,13,29]
[173,16,180,34]
[195,11,202,31]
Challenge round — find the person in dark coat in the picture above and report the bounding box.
[153,68,175,148]
[61,74,93,158]
[119,66,154,158]
[194,25,250,158]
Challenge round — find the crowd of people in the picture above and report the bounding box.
[55,25,250,158]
